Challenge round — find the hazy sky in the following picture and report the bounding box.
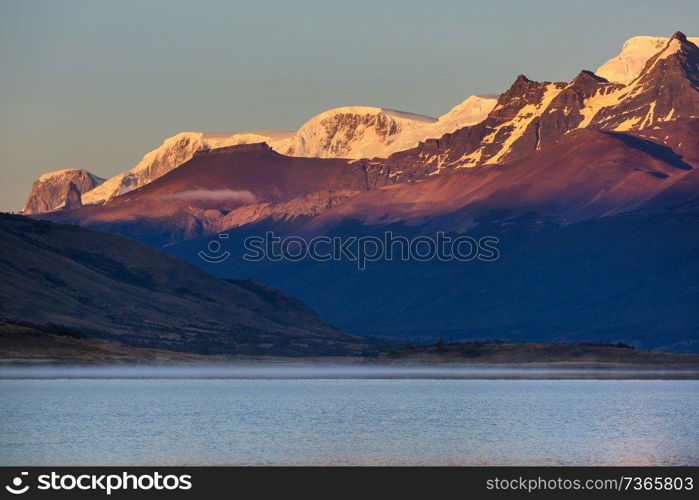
[1,0,697,212]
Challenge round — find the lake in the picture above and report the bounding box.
[0,368,697,466]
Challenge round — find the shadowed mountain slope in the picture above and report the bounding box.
[0,214,381,356]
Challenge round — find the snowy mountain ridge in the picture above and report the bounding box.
[26,96,495,210]
[22,32,698,213]
[374,32,699,181]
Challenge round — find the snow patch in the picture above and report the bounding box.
[484,84,562,165]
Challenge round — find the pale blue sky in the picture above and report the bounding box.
[1,0,697,211]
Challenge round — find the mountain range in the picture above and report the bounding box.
[32,32,699,237]
[15,31,699,353]
[22,97,496,212]
[22,33,697,215]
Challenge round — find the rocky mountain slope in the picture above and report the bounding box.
[37,118,698,352]
[0,213,381,356]
[307,119,699,229]
[156,116,699,352]
[23,169,104,215]
[41,143,385,245]
[376,32,699,181]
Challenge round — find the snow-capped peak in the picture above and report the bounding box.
[48,97,499,207]
[278,106,437,159]
[303,106,436,124]
[80,130,292,205]
[596,34,699,84]
[437,94,499,131]
[356,95,497,158]
[274,98,497,160]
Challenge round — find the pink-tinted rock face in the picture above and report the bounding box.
[24,34,699,223]
[373,34,699,183]
[39,118,699,246]
[307,120,699,231]
[22,169,104,215]
[32,32,699,247]
[38,143,382,244]
[590,32,699,131]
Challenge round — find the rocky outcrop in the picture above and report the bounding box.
[376,76,568,180]
[22,169,104,215]
[534,71,622,149]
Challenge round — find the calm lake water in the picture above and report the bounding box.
[0,372,697,465]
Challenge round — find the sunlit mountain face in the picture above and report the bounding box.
[21,32,699,353]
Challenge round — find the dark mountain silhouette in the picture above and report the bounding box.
[169,209,699,353]
[0,213,382,356]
